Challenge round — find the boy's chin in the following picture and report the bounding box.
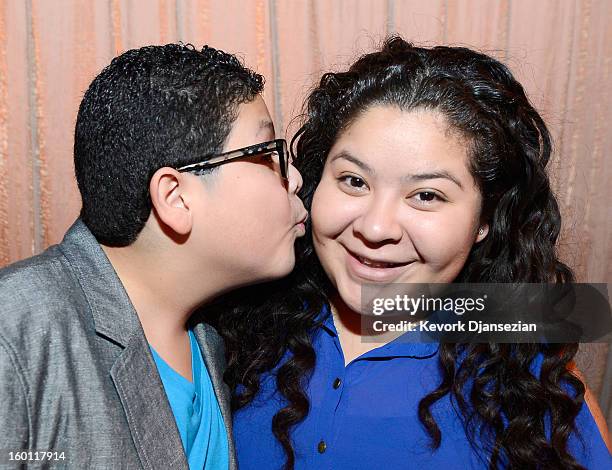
[254,262,296,285]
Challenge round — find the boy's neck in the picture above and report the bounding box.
[101,242,218,381]
[102,242,216,335]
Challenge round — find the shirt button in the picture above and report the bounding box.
[317,440,327,454]
[332,377,342,389]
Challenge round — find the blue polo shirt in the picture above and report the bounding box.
[233,305,612,469]
[151,330,229,470]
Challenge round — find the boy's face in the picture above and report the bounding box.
[189,95,307,288]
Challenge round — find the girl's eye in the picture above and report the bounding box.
[338,175,368,191]
[418,191,436,202]
[410,191,445,206]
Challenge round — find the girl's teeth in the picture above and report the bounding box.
[358,256,396,268]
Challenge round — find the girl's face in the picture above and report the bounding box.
[311,106,488,313]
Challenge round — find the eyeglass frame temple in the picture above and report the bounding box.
[176,138,288,178]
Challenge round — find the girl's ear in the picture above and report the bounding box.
[476,223,489,243]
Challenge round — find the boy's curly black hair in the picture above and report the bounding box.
[74,44,264,246]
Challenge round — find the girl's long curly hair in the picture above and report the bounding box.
[209,37,584,470]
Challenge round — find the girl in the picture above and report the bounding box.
[216,37,612,469]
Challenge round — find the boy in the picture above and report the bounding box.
[0,44,306,469]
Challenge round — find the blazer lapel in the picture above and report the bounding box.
[193,322,237,470]
[60,220,188,470]
[111,330,189,470]
[61,220,232,469]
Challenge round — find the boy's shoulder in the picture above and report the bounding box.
[0,245,87,343]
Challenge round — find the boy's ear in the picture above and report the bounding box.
[149,167,193,236]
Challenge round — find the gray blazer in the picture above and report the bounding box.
[0,220,236,469]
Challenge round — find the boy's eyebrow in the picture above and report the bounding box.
[257,120,275,137]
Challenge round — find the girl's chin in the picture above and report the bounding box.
[335,287,365,315]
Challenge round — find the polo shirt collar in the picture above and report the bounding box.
[316,303,439,359]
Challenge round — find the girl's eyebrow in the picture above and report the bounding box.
[331,150,464,190]
[329,150,375,175]
[403,171,464,190]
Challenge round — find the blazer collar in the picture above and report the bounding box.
[59,218,141,347]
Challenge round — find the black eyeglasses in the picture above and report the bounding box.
[176,139,289,180]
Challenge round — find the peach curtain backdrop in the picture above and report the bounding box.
[1,0,611,424]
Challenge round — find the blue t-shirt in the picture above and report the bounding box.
[151,330,229,470]
[233,305,612,469]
